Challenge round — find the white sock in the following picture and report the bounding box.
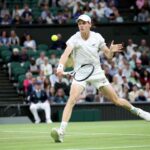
[59,121,68,133]
[130,106,140,116]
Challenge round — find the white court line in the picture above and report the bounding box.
[64,145,150,150]
[0,130,150,138]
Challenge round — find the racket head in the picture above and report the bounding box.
[73,64,94,81]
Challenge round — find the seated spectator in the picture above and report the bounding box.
[136,8,150,22]
[40,4,54,24]
[54,11,67,24]
[36,51,46,68]
[29,80,52,124]
[138,39,149,53]
[23,34,36,51]
[49,53,59,67]
[20,47,29,63]
[53,88,68,104]
[40,57,53,77]
[44,78,54,102]
[29,57,39,74]
[126,38,138,60]
[38,0,50,8]
[1,14,12,25]
[128,84,139,102]
[140,51,149,66]
[21,4,33,24]
[54,75,69,95]
[12,4,23,19]
[144,83,150,101]
[0,30,9,46]
[12,14,22,25]
[111,75,123,97]
[8,30,20,46]
[23,72,33,95]
[27,77,36,96]
[139,70,150,86]
[122,84,129,100]
[0,4,10,19]
[135,89,147,102]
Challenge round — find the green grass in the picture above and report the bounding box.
[0,120,150,150]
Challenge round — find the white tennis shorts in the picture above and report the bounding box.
[72,70,110,89]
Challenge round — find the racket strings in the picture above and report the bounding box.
[74,65,94,81]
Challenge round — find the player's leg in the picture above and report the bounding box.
[51,83,84,142]
[100,84,150,121]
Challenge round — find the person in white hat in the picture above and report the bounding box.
[51,14,150,143]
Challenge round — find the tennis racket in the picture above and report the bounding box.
[63,64,94,81]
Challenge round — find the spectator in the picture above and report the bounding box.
[0,4,10,19]
[40,4,53,24]
[29,57,39,75]
[40,57,53,77]
[44,78,54,102]
[20,47,29,63]
[85,82,96,102]
[38,0,50,7]
[21,4,33,24]
[29,80,52,124]
[128,84,139,102]
[53,88,68,104]
[49,53,59,67]
[23,34,36,51]
[8,30,20,46]
[137,8,150,22]
[126,38,138,60]
[111,75,123,97]
[12,14,22,25]
[138,39,149,53]
[23,72,33,95]
[36,52,46,68]
[12,4,23,19]
[144,83,150,101]
[135,89,147,101]
[139,70,150,86]
[0,30,9,46]
[54,75,69,95]
[1,14,11,25]
[140,51,149,66]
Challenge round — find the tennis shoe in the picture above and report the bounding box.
[51,128,64,143]
[138,108,150,121]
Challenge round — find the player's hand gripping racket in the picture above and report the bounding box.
[63,64,94,81]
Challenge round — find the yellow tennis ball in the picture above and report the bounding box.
[51,35,58,41]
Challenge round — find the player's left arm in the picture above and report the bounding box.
[102,41,123,59]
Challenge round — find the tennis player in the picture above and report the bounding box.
[51,14,150,143]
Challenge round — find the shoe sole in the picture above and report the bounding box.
[51,129,62,143]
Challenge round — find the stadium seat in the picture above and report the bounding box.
[37,44,49,51]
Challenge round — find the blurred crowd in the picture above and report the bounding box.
[0,0,150,25]
[0,29,150,104]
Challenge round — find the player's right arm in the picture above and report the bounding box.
[57,45,73,76]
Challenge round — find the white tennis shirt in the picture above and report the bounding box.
[66,31,106,73]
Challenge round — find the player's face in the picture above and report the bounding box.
[77,20,91,33]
